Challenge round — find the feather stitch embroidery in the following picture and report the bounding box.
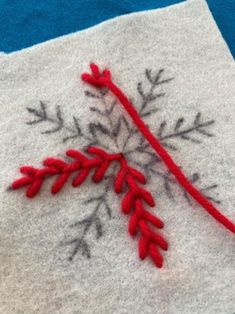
[11,63,235,268]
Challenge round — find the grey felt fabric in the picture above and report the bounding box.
[0,0,234,313]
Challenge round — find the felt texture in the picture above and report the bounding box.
[0,0,235,58]
[0,0,235,313]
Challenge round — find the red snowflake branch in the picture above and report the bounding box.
[12,147,167,267]
[82,63,235,234]
[11,63,234,269]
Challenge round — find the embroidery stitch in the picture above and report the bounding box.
[26,69,219,205]
[85,87,219,205]
[12,147,167,267]
[81,63,235,234]
[26,101,87,143]
[64,177,112,261]
[11,63,234,268]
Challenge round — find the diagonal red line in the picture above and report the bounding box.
[82,63,235,234]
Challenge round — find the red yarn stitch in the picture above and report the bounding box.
[81,63,235,234]
[12,147,167,267]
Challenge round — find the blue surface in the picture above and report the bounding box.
[207,0,235,58]
[0,0,234,57]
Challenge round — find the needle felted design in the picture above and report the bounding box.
[81,63,235,234]
[12,147,167,267]
[11,63,235,268]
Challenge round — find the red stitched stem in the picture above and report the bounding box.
[81,63,235,234]
[12,147,167,267]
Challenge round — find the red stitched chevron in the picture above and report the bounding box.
[12,146,167,267]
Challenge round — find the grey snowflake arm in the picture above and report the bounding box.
[126,112,215,155]
[147,165,220,205]
[137,69,174,116]
[26,101,89,143]
[158,112,215,149]
[63,177,112,261]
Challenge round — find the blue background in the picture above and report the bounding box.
[0,0,234,57]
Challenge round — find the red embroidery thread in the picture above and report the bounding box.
[11,63,235,268]
[82,63,235,234]
[12,147,167,267]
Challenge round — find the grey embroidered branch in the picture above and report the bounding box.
[121,69,174,151]
[26,101,90,143]
[23,67,220,262]
[137,69,174,116]
[87,89,120,150]
[158,112,215,150]
[63,176,113,261]
[84,68,219,209]
[86,89,135,152]
[146,165,220,205]
[124,112,215,157]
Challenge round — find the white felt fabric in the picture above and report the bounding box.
[0,0,234,313]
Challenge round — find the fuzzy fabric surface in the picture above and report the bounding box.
[0,0,234,313]
[0,0,235,58]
